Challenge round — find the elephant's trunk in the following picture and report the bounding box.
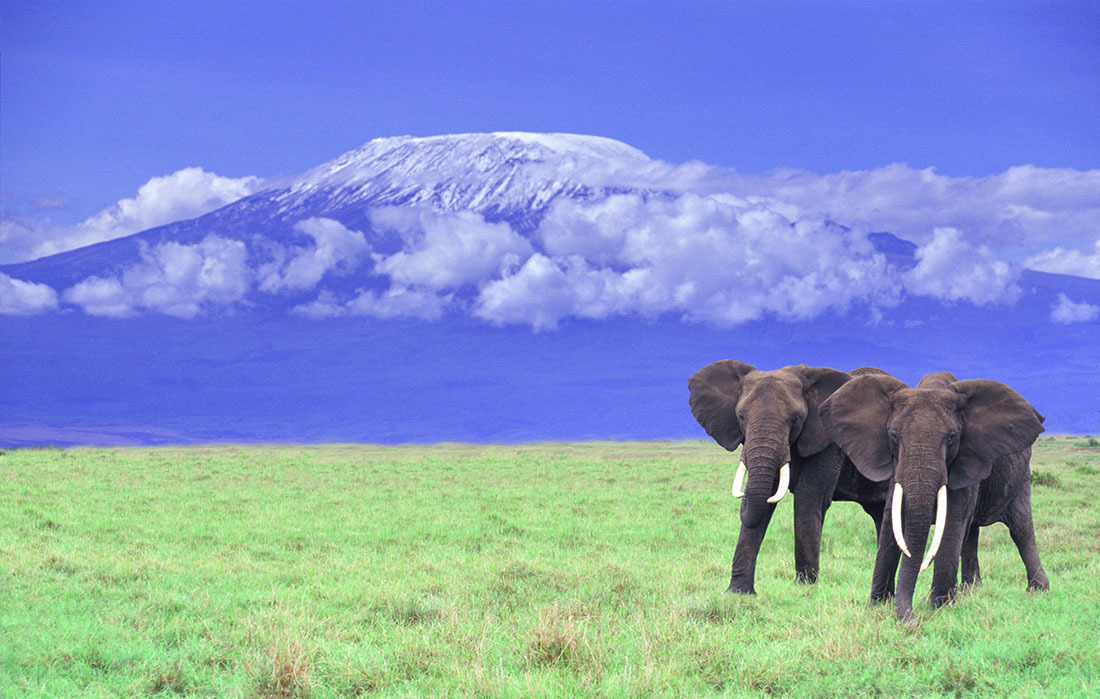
[738,418,791,529]
[894,500,932,622]
[892,460,947,622]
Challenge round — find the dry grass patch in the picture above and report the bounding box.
[252,636,313,698]
[526,602,604,678]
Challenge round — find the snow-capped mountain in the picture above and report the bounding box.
[3,132,655,289]
[1,132,1098,445]
[286,131,650,212]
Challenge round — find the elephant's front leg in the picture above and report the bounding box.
[792,452,842,583]
[870,496,900,603]
[792,489,831,584]
[728,502,778,594]
[929,488,976,608]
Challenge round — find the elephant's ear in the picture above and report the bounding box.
[819,374,907,481]
[794,365,852,457]
[688,360,755,451]
[950,380,1045,489]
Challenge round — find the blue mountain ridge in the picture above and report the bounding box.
[2,134,1097,445]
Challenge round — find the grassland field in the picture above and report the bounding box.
[1,436,1098,697]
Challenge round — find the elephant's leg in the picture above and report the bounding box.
[792,451,843,584]
[728,502,778,594]
[930,488,976,608]
[870,498,900,603]
[1004,487,1049,592]
[860,500,885,542]
[960,521,981,588]
[792,491,831,584]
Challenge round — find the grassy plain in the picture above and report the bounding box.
[1,437,1098,697]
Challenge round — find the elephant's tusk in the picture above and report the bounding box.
[732,460,747,498]
[892,483,911,558]
[920,486,948,572]
[767,463,790,503]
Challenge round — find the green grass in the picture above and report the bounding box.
[2,438,1098,697]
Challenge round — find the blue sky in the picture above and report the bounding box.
[2,2,1099,443]
[3,0,1098,227]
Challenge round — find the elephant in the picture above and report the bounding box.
[819,371,1048,623]
[688,361,892,594]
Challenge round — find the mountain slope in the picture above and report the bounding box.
[3,132,654,290]
[2,132,1097,445]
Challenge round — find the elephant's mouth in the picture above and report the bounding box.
[892,482,948,571]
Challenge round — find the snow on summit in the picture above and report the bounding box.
[285,132,652,216]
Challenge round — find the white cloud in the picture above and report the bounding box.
[1,168,261,264]
[1025,238,1100,279]
[902,227,1020,305]
[63,235,251,318]
[1050,293,1099,324]
[721,164,1100,257]
[369,208,532,290]
[475,193,900,329]
[12,144,1098,328]
[292,286,449,320]
[0,272,60,315]
[257,217,369,292]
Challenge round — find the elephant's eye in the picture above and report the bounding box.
[946,432,958,445]
[888,429,899,443]
[736,411,746,423]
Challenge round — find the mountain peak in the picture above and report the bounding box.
[300,131,649,185]
[275,131,652,221]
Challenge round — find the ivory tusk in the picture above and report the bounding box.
[892,483,911,558]
[732,460,747,498]
[767,463,790,503]
[920,486,948,572]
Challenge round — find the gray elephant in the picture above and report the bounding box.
[689,362,892,594]
[819,371,1048,623]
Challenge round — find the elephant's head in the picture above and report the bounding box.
[820,372,1044,619]
[689,361,850,529]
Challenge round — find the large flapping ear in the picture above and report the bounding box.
[950,379,1045,489]
[688,360,755,451]
[793,365,852,457]
[819,373,908,481]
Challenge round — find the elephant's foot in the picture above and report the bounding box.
[870,580,895,603]
[726,579,756,595]
[795,569,818,585]
[897,606,918,627]
[1027,570,1050,592]
[930,586,957,609]
[961,572,982,589]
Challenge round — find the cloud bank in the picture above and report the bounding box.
[902,228,1020,306]
[1025,238,1100,280]
[1050,294,1099,324]
[474,193,899,330]
[5,147,1098,327]
[63,235,251,318]
[258,218,370,292]
[0,272,59,315]
[727,164,1100,256]
[1,168,261,264]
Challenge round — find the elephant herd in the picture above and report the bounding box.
[689,361,1048,624]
